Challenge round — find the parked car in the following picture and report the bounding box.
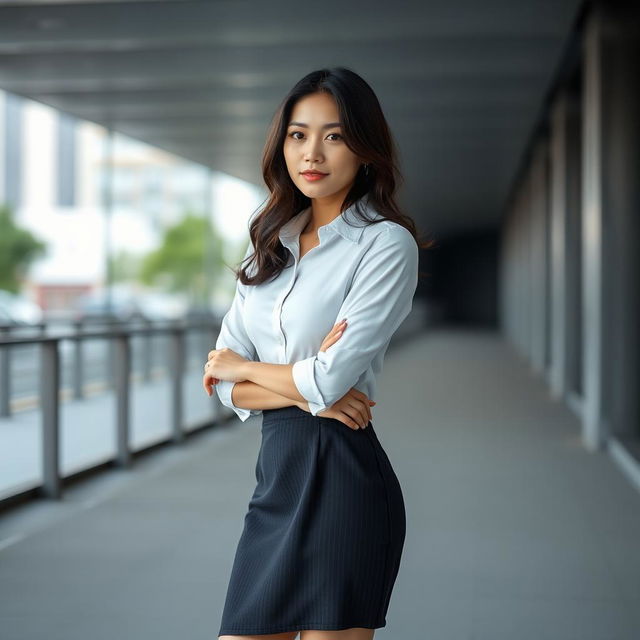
[72,287,190,323]
[72,289,145,323]
[0,290,44,325]
[136,291,189,321]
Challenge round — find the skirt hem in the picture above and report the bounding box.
[218,619,386,635]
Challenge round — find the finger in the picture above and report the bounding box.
[330,320,347,336]
[203,373,219,396]
[358,394,373,423]
[320,327,345,352]
[345,405,367,429]
[339,413,360,431]
[359,405,369,428]
[355,397,371,422]
[356,400,370,427]
[337,407,358,430]
[348,391,370,423]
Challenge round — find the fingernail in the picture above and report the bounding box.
[341,318,347,323]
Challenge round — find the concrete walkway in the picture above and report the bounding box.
[1,326,639,640]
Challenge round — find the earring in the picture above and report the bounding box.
[364,163,369,176]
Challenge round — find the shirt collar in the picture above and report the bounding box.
[278,195,378,247]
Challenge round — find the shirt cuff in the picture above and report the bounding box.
[215,380,258,422]
[292,357,328,416]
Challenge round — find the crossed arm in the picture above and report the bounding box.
[209,320,348,413]
[230,374,306,413]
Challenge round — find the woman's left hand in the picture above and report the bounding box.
[202,348,248,396]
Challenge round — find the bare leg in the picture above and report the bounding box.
[300,628,374,640]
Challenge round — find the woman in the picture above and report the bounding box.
[203,67,430,640]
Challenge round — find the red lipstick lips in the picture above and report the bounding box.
[301,170,328,182]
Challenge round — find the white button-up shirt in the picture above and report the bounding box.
[215,194,419,421]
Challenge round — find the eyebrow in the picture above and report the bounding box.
[287,121,342,129]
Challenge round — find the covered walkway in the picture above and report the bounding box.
[2,327,638,639]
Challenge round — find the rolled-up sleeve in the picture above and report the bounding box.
[214,243,261,422]
[292,226,419,415]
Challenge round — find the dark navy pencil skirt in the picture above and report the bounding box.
[217,405,406,636]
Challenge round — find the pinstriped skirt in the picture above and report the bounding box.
[217,405,406,636]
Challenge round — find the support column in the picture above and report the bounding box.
[529,138,549,376]
[581,7,607,450]
[580,2,639,448]
[549,89,581,399]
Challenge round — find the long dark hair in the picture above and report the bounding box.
[235,66,434,285]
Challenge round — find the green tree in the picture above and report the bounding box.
[139,212,224,303]
[109,249,144,283]
[0,203,47,293]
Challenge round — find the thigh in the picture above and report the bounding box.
[219,633,298,640]
[301,628,374,640]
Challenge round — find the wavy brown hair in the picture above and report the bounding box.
[235,66,434,286]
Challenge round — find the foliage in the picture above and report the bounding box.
[109,249,144,283]
[0,203,47,293]
[139,212,224,303]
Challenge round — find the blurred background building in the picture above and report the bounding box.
[0,90,264,322]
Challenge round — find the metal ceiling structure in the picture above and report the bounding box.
[0,0,583,238]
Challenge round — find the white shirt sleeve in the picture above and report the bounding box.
[291,226,419,415]
[214,242,262,422]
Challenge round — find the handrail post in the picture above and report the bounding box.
[142,318,153,382]
[72,320,84,400]
[0,325,10,417]
[169,326,184,443]
[106,316,116,390]
[41,339,61,499]
[114,332,131,468]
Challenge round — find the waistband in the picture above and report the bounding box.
[262,405,311,421]
[261,404,374,431]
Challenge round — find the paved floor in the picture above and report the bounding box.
[1,326,639,640]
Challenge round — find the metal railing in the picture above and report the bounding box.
[0,317,227,505]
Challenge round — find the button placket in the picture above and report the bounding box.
[275,251,298,362]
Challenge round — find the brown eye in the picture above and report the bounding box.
[327,133,342,141]
[289,131,303,140]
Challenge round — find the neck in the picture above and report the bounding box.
[305,185,351,234]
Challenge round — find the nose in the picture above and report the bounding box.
[303,136,324,163]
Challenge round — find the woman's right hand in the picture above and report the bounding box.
[297,318,376,430]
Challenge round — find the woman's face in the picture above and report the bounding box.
[283,92,363,201]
